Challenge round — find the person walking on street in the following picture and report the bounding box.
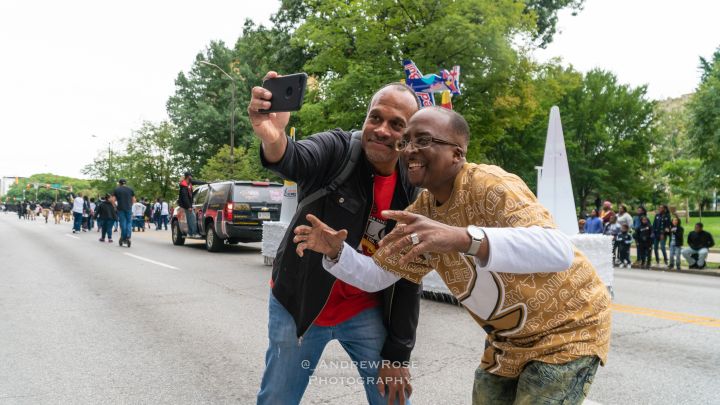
[178,172,205,238]
[89,197,96,231]
[160,198,169,230]
[143,198,153,230]
[96,194,118,243]
[81,196,90,231]
[53,201,63,224]
[652,205,671,265]
[71,193,84,233]
[668,216,684,270]
[682,223,715,269]
[152,198,161,230]
[113,179,135,247]
[132,199,146,232]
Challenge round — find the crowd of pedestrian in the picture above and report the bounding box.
[9,179,174,248]
[579,200,716,270]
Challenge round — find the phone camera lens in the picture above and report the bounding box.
[285,86,293,99]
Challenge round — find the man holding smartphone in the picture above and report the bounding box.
[250,71,420,405]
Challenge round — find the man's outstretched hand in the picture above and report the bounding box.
[379,210,470,266]
[293,214,348,258]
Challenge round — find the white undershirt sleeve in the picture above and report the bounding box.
[322,242,400,292]
[476,226,575,274]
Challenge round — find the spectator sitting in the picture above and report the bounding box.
[584,209,604,234]
[681,223,715,269]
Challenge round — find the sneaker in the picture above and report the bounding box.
[99,238,105,242]
[119,239,124,246]
[108,239,113,243]
[689,264,698,269]
[698,263,706,270]
[126,239,131,248]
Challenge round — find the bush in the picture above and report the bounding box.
[688,211,720,217]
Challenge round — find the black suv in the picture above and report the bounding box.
[171,181,283,251]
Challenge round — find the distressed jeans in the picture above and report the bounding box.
[472,356,600,405]
[257,293,409,405]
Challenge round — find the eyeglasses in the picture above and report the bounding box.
[394,136,462,152]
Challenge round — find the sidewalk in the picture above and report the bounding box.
[630,246,720,264]
[624,247,720,277]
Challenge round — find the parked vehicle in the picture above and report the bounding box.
[171,181,283,251]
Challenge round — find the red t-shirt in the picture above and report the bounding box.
[314,171,398,326]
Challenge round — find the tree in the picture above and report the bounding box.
[687,46,720,193]
[83,121,184,201]
[167,20,308,175]
[5,174,95,203]
[200,141,279,183]
[662,158,714,219]
[556,69,656,211]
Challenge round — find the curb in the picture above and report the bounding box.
[620,265,720,277]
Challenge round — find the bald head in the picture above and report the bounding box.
[368,83,420,113]
[413,107,470,148]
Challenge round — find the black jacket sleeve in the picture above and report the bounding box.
[381,278,422,363]
[260,130,349,195]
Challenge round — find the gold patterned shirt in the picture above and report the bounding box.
[372,163,612,377]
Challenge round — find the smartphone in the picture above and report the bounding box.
[260,73,307,113]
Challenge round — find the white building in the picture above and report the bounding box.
[0,176,23,196]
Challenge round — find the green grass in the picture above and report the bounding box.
[651,215,720,249]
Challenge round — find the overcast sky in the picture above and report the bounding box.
[1,0,719,179]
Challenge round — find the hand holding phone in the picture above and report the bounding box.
[259,73,307,113]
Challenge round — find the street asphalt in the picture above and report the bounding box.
[1,213,718,404]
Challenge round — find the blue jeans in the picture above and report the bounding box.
[160,214,169,230]
[682,247,710,267]
[117,210,133,241]
[257,294,406,405]
[72,212,83,232]
[184,208,197,235]
[653,235,667,263]
[669,243,682,269]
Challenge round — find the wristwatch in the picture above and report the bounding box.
[465,225,486,256]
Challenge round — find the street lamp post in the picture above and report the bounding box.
[199,60,236,176]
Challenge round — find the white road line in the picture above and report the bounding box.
[65,234,80,239]
[123,253,180,270]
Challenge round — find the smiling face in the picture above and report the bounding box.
[362,87,419,175]
[402,108,467,202]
